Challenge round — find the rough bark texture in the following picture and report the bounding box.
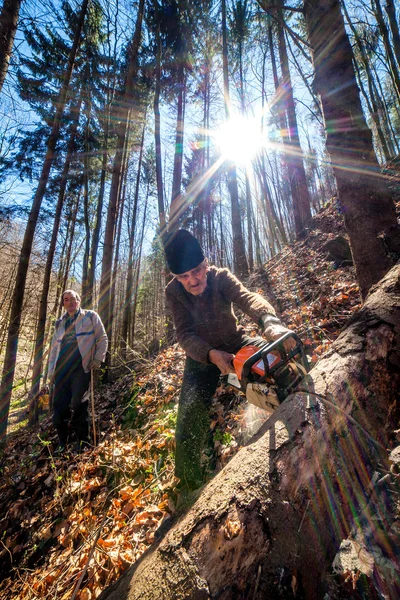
[98,0,144,354]
[0,0,22,92]
[98,264,400,599]
[303,0,400,299]
[276,5,312,237]
[221,0,249,278]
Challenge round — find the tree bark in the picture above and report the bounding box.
[372,0,400,102]
[169,64,186,228]
[98,0,145,361]
[0,0,22,93]
[276,11,312,236]
[153,2,166,244]
[303,0,400,299]
[121,120,146,360]
[221,0,248,278]
[385,0,400,70]
[98,264,400,599]
[30,92,83,399]
[0,0,89,440]
[342,1,392,162]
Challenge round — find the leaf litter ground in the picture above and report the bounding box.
[0,202,363,600]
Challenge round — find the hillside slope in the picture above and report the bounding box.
[0,202,366,600]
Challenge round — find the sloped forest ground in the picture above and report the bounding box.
[0,200,388,600]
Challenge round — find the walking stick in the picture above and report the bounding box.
[91,369,97,446]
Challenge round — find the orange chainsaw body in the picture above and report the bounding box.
[228,333,310,413]
[233,345,281,380]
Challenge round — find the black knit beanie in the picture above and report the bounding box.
[164,229,205,275]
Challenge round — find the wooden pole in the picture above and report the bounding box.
[91,370,96,446]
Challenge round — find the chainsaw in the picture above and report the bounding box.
[227,332,310,414]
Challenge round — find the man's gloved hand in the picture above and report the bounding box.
[261,314,296,351]
[208,349,235,375]
[88,358,102,370]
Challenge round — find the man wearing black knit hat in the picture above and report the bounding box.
[165,229,293,492]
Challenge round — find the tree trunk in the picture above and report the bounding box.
[98,0,145,362]
[87,132,108,307]
[0,0,22,92]
[276,13,312,236]
[342,1,392,162]
[169,63,186,228]
[222,0,248,278]
[131,193,149,344]
[267,21,297,237]
[121,120,146,360]
[0,0,89,440]
[385,0,400,70]
[303,0,400,299]
[60,193,80,313]
[98,263,400,599]
[82,123,91,305]
[372,0,400,102]
[110,138,129,355]
[30,92,83,398]
[153,4,166,244]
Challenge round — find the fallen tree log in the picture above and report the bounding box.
[99,264,400,600]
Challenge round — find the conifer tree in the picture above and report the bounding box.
[0,0,89,440]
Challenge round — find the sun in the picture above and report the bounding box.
[213,114,265,164]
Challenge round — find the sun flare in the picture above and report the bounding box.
[214,115,265,164]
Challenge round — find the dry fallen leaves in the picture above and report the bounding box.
[0,203,361,600]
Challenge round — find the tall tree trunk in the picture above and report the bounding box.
[110,138,130,356]
[122,120,146,360]
[82,138,91,304]
[131,191,149,344]
[268,22,296,235]
[30,92,84,398]
[169,64,186,229]
[0,0,22,92]
[222,0,248,278]
[342,1,391,162]
[303,0,400,298]
[371,0,400,102]
[98,0,145,366]
[87,132,108,307]
[255,153,287,246]
[276,11,312,236]
[87,40,117,307]
[385,0,400,69]
[0,0,89,440]
[153,4,166,244]
[236,3,254,271]
[60,193,80,316]
[82,77,93,306]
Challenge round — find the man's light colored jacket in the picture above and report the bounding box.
[48,309,108,378]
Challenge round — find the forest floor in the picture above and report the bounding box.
[0,200,372,600]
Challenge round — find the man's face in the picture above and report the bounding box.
[63,292,80,316]
[175,261,208,296]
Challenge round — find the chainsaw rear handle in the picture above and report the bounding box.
[240,332,309,384]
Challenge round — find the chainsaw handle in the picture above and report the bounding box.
[240,332,309,387]
[261,332,309,371]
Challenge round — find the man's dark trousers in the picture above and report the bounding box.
[53,364,90,446]
[175,357,221,490]
[175,337,267,490]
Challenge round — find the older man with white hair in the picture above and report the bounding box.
[165,230,293,492]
